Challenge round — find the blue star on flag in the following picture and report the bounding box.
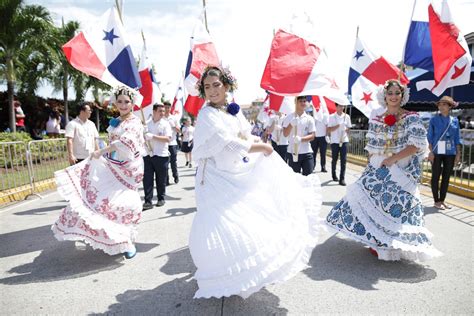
[103,28,119,45]
[354,49,364,60]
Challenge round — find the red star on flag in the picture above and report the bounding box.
[451,64,466,80]
[361,92,373,105]
[324,76,339,89]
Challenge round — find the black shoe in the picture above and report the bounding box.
[189,163,193,168]
[142,202,153,211]
[332,176,339,181]
[156,200,165,207]
[174,177,179,184]
[321,168,327,173]
[185,161,189,167]
[339,180,346,186]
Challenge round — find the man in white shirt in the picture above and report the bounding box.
[283,96,316,176]
[327,103,352,186]
[164,101,180,185]
[310,107,329,173]
[268,112,289,162]
[65,103,99,165]
[143,104,172,210]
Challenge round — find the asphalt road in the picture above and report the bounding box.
[0,154,472,315]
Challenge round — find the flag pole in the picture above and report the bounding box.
[140,30,153,153]
[202,0,209,33]
[115,0,123,24]
[400,0,418,81]
[340,27,359,147]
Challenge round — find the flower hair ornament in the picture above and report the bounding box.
[376,79,410,108]
[196,65,238,99]
[110,86,137,104]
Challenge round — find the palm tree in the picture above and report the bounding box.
[50,19,80,124]
[0,0,54,132]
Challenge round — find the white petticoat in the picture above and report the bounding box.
[52,157,143,255]
[189,152,322,299]
[326,154,442,262]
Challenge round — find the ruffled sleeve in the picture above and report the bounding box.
[110,117,145,161]
[193,106,253,161]
[405,113,428,156]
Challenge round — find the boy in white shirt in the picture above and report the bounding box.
[268,112,289,162]
[283,96,316,176]
[164,101,180,184]
[327,103,352,186]
[310,107,329,173]
[143,104,172,210]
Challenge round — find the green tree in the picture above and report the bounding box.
[0,0,54,132]
[50,19,80,124]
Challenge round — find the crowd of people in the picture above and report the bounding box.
[44,65,466,299]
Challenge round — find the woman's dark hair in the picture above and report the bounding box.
[197,66,237,98]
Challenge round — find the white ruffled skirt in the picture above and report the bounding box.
[52,157,143,255]
[189,152,322,299]
[326,154,442,261]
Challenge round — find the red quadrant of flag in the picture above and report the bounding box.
[361,56,409,86]
[261,29,320,94]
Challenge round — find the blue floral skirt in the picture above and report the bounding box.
[326,155,442,261]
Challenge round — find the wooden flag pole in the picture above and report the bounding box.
[202,0,209,33]
[140,30,153,153]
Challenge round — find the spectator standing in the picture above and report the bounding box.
[65,103,99,165]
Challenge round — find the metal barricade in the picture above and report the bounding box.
[0,141,30,197]
[420,129,473,196]
[26,138,69,198]
[345,129,474,197]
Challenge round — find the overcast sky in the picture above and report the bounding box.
[28,0,474,104]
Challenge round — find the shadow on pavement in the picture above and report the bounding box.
[96,247,287,315]
[0,224,54,258]
[222,290,289,315]
[304,235,437,290]
[95,247,219,315]
[159,207,196,219]
[163,194,182,201]
[0,241,158,285]
[13,205,65,216]
[424,206,441,215]
[322,201,338,208]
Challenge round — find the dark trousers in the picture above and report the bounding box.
[287,152,314,176]
[272,141,288,162]
[144,155,169,203]
[331,143,347,180]
[310,136,327,170]
[167,145,179,183]
[431,154,456,202]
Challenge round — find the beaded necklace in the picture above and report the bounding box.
[383,109,404,154]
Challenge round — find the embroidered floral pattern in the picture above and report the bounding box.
[366,112,427,156]
[359,165,423,226]
[53,115,145,255]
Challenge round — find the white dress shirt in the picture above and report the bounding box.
[328,113,352,144]
[282,112,316,154]
[65,117,99,159]
[147,118,172,157]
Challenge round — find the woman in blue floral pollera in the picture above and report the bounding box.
[326,79,442,261]
[189,66,322,299]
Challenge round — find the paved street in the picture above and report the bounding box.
[0,154,472,315]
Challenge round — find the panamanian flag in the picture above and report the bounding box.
[62,6,141,89]
[404,0,472,96]
[183,18,220,116]
[348,36,409,118]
